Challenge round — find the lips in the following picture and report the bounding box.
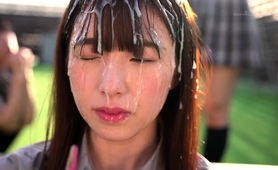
[95,107,130,123]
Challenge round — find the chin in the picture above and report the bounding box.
[92,127,141,143]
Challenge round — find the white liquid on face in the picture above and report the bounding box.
[67,1,193,140]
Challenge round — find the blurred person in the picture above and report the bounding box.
[188,0,260,162]
[0,18,35,152]
[0,0,211,169]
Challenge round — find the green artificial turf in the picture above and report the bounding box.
[198,79,278,165]
[223,80,278,165]
[6,65,278,165]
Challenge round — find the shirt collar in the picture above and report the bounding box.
[77,133,164,170]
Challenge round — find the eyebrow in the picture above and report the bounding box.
[76,38,160,57]
[143,41,160,57]
[77,38,97,46]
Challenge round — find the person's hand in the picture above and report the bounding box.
[65,145,79,170]
[8,47,34,74]
[18,47,35,68]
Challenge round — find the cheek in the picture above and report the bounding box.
[143,68,171,93]
[68,57,84,95]
[68,55,101,91]
[152,61,174,89]
[68,56,97,111]
[139,62,174,111]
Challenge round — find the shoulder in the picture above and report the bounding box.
[197,153,211,170]
[0,141,48,170]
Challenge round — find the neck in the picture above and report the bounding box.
[88,120,159,170]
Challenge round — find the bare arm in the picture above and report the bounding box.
[0,48,35,133]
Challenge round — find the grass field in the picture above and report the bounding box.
[199,79,278,165]
[6,64,278,165]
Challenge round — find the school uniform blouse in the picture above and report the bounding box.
[0,135,211,170]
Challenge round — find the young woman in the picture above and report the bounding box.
[0,0,210,169]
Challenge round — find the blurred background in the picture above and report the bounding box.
[0,0,277,165]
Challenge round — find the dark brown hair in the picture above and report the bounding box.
[43,0,203,169]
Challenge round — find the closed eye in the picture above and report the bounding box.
[79,56,101,61]
[130,58,155,63]
[76,52,101,61]
[73,42,101,61]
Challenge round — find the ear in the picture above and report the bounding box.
[170,69,180,90]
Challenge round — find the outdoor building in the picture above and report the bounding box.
[0,0,66,64]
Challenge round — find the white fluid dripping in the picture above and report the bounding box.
[192,60,197,69]
[179,102,183,110]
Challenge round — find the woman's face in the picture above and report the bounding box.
[68,10,176,142]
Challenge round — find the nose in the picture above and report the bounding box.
[99,59,127,97]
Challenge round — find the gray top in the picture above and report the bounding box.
[0,136,211,170]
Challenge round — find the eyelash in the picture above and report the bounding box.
[79,56,100,61]
[78,56,155,63]
[74,43,157,63]
[130,58,155,63]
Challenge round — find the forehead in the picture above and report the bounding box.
[71,1,173,54]
[73,10,170,39]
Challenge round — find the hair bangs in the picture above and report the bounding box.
[71,0,174,58]
[74,0,146,57]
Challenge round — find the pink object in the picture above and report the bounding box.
[65,145,79,170]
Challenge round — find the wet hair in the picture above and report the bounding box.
[43,0,203,169]
[0,18,13,33]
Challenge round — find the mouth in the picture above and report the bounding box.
[95,107,131,123]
